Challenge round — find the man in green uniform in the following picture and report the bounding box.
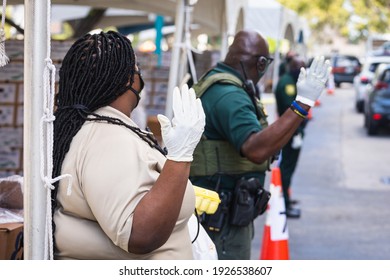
[190,30,330,260]
[275,57,307,219]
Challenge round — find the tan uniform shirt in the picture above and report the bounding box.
[54,106,195,259]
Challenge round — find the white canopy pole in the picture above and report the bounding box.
[271,5,284,93]
[220,5,228,60]
[165,0,185,120]
[24,0,49,259]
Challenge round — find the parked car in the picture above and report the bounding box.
[331,54,361,87]
[364,63,390,135]
[353,56,390,113]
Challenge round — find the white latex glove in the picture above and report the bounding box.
[157,84,205,162]
[296,56,332,107]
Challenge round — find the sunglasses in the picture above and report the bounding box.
[254,55,274,73]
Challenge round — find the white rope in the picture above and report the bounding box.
[1,0,5,27]
[40,2,72,260]
[0,0,10,67]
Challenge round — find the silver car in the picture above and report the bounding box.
[353,56,390,113]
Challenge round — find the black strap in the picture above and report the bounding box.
[191,209,200,244]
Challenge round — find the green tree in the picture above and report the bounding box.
[276,0,390,41]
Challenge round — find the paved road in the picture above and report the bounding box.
[251,85,390,260]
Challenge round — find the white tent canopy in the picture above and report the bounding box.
[5,0,246,259]
[8,0,245,36]
[244,0,310,91]
[245,0,309,48]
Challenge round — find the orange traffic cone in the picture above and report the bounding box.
[260,167,289,260]
[327,88,334,95]
[307,108,313,120]
[327,73,335,95]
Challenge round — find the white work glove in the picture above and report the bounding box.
[296,56,332,107]
[157,84,205,162]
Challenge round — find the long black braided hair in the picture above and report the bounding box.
[52,31,165,245]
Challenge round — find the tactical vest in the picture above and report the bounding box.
[190,72,271,177]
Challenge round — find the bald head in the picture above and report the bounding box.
[224,30,270,83]
[225,30,269,65]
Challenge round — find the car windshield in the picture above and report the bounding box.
[335,56,359,67]
[383,69,390,83]
[369,63,382,73]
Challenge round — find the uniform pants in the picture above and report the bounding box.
[280,138,301,209]
[203,216,254,260]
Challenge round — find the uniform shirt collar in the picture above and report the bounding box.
[94,106,142,130]
[214,62,244,81]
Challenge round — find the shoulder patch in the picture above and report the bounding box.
[285,84,296,96]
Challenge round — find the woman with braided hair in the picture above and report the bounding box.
[52,30,205,259]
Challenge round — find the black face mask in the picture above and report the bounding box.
[127,69,144,107]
